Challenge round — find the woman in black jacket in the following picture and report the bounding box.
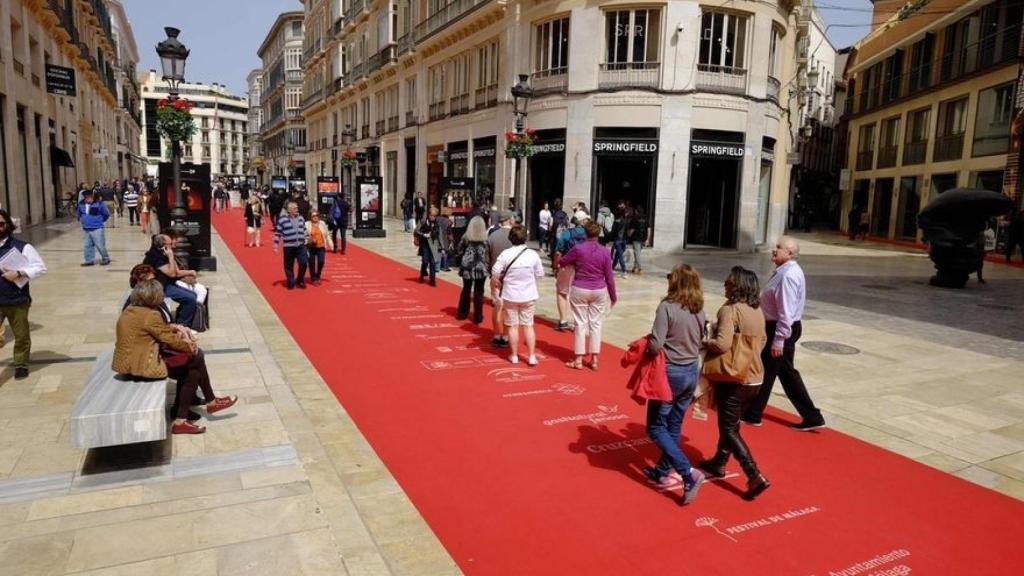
[455,216,489,323]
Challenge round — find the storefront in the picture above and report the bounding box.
[591,128,659,235]
[756,137,776,246]
[687,130,745,248]
[527,128,566,234]
[447,141,469,178]
[473,136,497,206]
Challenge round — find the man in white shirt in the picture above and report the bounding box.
[742,236,825,431]
[0,210,48,379]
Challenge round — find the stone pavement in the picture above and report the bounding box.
[363,217,1024,501]
[0,214,456,575]
[1,211,1022,575]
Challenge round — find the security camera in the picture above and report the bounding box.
[676,23,684,33]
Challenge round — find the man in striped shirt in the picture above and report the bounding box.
[123,185,140,226]
[275,201,309,290]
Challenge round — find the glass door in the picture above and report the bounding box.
[756,162,772,244]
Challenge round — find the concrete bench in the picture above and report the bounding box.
[70,350,168,449]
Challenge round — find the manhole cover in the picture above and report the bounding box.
[978,303,1016,311]
[801,341,860,355]
[861,284,899,291]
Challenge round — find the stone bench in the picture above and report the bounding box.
[70,350,168,449]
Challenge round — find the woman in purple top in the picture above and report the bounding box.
[560,220,617,370]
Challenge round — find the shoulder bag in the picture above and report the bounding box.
[497,247,528,298]
[702,305,759,383]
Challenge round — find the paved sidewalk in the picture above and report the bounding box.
[0,214,456,575]
[361,217,1024,501]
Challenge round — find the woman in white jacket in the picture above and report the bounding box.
[305,211,334,285]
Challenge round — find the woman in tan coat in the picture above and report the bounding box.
[699,267,770,500]
[114,279,236,434]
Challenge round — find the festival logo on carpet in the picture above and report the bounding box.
[502,383,586,399]
[695,506,822,543]
[487,367,547,383]
[542,404,629,426]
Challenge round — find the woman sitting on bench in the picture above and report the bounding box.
[113,279,237,435]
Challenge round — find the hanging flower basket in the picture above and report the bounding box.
[504,129,537,159]
[341,149,359,168]
[155,98,197,144]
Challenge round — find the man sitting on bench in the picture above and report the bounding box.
[143,233,205,327]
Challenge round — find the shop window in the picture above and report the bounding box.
[973,82,1014,157]
[605,9,661,66]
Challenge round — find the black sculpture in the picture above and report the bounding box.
[917,188,1013,288]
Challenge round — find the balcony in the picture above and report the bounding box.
[358,125,368,139]
[531,69,568,94]
[345,0,366,23]
[368,46,397,73]
[877,146,898,169]
[397,33,414,56]
[695,64,746,94]
[352,62,367,81]
[415,0,493,43]
[767,76,781,102]
[474,85,498,109]
[429,101,447,121]
[933,133,964,162]
[333,17,344,36]
[856,150,874,171]
[406,110,418,126]
[599,62,660,90]
[902,140,927,165]
[387,116,399,133]
[302,88,324,108]
[449,94,470,115]
[375,120,385,134]
[12,59,24,77]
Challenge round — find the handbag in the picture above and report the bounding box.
[702,305,759,383]
[160,347,191,368]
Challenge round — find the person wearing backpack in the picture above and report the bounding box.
[330,194,350,254]
[626,206,650,275]
[553,210,588,331]
[549,198,569,261]
[610,206,629,279]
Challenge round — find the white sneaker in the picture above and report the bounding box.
[509,355,519,364]
[527,355,538,366]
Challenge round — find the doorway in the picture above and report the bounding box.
[872,178,894,237]
[593,156,655,218]
[404,139,416,202]
[897,176,920,239]
[687,157,740,247]
[528,153,565,238]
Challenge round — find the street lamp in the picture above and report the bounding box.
[156,27,191,260]
[341,124,354,198]
[509,73,533,212]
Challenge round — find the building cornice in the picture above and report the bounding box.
[258,11,305,58]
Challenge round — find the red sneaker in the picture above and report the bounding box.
[206,395,238,415]
[171,420,206,434]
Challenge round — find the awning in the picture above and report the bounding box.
[50,146,75,168]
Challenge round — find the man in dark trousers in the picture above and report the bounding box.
[414,191,427,223]
[401,194,414,232]
[0,210,47,379]
[331,194,351,254]
[1007,209,1024,264]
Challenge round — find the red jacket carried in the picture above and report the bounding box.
[621,336,672,404]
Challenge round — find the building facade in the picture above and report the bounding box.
[108,0,143,181]
[139,71,249,178]
[844,0,1022,240]
[0,0,131,225]
[258,11,306,182]
[247,68,265,183]
[299,0,805,252]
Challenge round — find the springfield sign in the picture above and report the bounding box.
[691,141,746,159]
[593,141,658,154]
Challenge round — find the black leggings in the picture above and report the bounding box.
[712,382,761,478]
[167,349,216,420]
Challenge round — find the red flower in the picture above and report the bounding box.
[157,98,168,108]
[526,128,536,135]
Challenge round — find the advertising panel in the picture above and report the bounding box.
[157,162,215,270]
[354,176,386,237]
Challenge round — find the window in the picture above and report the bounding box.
[286,48,303,70]
[878,117,900,168]
[907,33,934,94]
[937,97,968,136]
[286,87,302,109]
[973,82,1015,156]
[856,123,875,170]
[606,9,661,66]
[767,27,781,80]
[535,17,570,75]
[882,50,903,103]
[291,21,303,37]
[477,40,499,89]
[903,107,931,165]
[698,11,746,71]
[452,52,470,97]
[429,64,446,104]
[405,77,417,113]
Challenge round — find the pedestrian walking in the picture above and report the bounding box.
[742,236,826,431]
[455,216,489,324]
[847,204,862,241]
[491,225,544,365]
[0,210,47,380]
[416,207,441,286]
[552,211,588,331]
[437,212,453,271]
[1007,209,1024,264]
[642,263,706,504]
[610,207,629,278]
[78,190,111,266]
[977,222,996,284]
[244,195,264,247]
[274,201,309,290]
[123,184,140,226]
[626,206,649,275]
[537,202,553,252]
[330,194,350,254]
[401,195,414,233]
[139,190,153,234]
[414,191,427,223]
[305,211,333,285]
[487,211,515,346]
[596,202,615,246]
[559,220,616,370]
[99,181,118,227]
[699,267,771,501]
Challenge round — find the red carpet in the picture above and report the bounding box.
[214,209,1024,575]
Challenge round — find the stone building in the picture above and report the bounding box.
[0,0,137,225]
[298,0,806,251]
[258,11,306,185]
[247,68,265,183]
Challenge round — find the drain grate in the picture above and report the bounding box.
[801,341,861,355]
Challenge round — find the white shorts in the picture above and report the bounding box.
[502,300,536,326]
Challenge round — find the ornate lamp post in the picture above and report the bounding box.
[155,27,191,260]
[341,124,355,198]
[510,74,534,216]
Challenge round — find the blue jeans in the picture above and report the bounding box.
[419,246,437,282]
[307,246,326,281]
[611,240,627,274]
[83,228,110,263]
[283,246,308,287]
[164,282,198,327]
[646,361,699,478]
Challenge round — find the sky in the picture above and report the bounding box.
[122,0,874,97]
